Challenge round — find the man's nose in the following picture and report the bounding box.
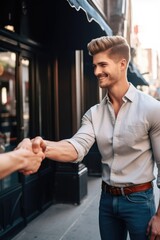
[94,66,101,76]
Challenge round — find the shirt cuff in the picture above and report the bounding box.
[66,139,85,162]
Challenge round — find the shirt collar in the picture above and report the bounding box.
[103,83,137,104]
[124,83,137,102]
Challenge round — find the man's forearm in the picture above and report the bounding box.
[44,140,78,162]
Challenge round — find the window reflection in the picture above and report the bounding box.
[0,52,31,189]
[0,50,18,191]
[21,58,29,138]
[0,50,16,152]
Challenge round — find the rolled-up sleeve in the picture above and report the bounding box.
[66,109,96,162]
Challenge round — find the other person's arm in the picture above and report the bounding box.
[0,146,45,179]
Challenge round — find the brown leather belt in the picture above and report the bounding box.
[102,181,153,196]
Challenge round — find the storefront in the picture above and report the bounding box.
[0,1,112,239]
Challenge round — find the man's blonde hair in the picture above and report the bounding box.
[87,35,130,64]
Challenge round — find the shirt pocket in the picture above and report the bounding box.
[123,124,147,146]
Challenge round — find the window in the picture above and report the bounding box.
[0,50,17,152]
[0,50,31,190]
[0,49,19,190]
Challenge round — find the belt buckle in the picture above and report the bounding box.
[110,187,124,196]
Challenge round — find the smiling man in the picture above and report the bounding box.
[20,36,160,240]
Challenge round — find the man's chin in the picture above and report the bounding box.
[99,84,108,88]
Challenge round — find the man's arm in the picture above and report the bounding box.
[32,136,78,162]
[147,104,160,239]
[147,200,160,239]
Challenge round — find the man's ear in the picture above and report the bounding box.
[120,58,127,70]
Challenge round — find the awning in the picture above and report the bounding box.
[127,62,149,87]
[66,0,112,36]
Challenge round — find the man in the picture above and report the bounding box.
[20,36,160,239]
[0,138,45,179]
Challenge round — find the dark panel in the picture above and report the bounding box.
[39,168,54,211]
[0,185,25,240]
[58,51,73,139]
[22,175,40,223]
[54,164,88,205]
[22,168,54,223]
[83,51,99,111]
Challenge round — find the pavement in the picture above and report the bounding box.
[12,176,102,240]
[12,167,159,240]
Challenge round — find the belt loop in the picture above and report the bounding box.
[121,187,125,196]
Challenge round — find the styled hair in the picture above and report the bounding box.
[87,35,131,64]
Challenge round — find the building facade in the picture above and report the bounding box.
[0,1,138,239]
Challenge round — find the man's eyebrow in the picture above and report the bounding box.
[93,61,108,66]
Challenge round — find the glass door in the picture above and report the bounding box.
[0,50,17,152]
[0,49,31,190]
[0,49,18,190]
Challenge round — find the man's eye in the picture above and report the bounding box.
[101,63,107,67]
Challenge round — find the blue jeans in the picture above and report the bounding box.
[99,188,156,240]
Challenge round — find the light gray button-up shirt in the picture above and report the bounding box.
[67,84,160,187]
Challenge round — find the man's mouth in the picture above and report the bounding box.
[98,74,109,80]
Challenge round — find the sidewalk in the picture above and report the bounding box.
[12,176,102,240]
[12,168,159,240]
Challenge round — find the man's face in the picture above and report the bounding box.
[92,51,123,89]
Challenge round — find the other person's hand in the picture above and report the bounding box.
[17,148,45,175]
[15,138,32,151]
